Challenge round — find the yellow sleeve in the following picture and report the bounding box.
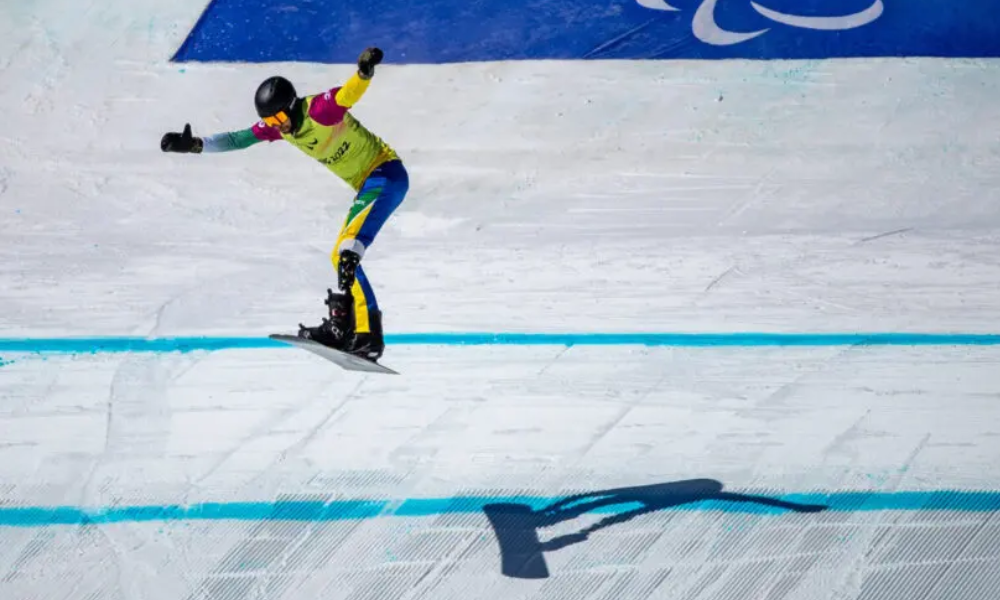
[334,72,371,108]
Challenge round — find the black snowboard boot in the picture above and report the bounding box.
[297,288,354,350]
[348,309,385,361]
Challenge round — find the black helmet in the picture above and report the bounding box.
[255,76,297,118]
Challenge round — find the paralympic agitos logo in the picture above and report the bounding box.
[637,0,884,45]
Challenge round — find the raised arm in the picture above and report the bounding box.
[307,47,385,126]
[333,71,371,109]
[338,46,384,104]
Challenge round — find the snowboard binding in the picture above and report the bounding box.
[296,250,385,363]
[297,288,353,351]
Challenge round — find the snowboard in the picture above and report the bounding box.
[269,334,398,374]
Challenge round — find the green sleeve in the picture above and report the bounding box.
[201,128,264,153]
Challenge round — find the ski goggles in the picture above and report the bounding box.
[262,110,290,128]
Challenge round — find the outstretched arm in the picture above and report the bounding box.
[161,122,281,154]
[202,128,267,152]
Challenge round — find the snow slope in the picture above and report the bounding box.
[1,0,999,598]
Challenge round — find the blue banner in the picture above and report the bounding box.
[173,0,1000,63]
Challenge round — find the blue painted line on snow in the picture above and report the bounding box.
[1,491,999,527]
[1,332,1000,355]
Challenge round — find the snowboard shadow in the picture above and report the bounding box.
[483,478,827,579]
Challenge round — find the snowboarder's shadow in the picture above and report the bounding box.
[483,478,827,579]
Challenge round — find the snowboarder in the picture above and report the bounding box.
[160,47,406,362]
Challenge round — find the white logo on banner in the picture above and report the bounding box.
[638,0,884,45]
